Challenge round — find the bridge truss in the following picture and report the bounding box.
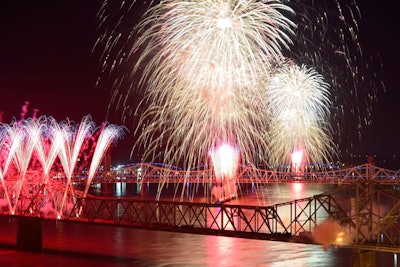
[65,181,400,253]
[90,163,400,185]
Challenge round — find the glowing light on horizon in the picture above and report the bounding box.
[209,143,240,201]
[291,149,303,173]
[209,143,239,182]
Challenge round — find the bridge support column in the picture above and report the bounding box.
[16,217,42,251]
[353,249,376,267]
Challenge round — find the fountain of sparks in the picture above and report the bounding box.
[0,115,124,219]
[97,0,383,201]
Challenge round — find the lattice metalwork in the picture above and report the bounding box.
[66,198,293,240]
[62,182,400,253]
[84,163,400,185]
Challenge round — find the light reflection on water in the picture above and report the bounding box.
[0,183,397,266]
[0,219,353,267]
[91,182,338,204]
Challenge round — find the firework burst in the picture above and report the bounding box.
[0,115,125,217]
[265,60,334,166]
[132,0,295,100]
[100,0,297,169]
[97,0,383,170]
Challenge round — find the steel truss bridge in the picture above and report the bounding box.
[88,163,400,185]
[57,180,400,256]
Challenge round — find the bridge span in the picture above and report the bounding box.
[87,163,400,185]
[5,180,400,258]
[61,181,400,254]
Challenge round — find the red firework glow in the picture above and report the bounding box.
[209,143,240,202]
[291,149,304,174]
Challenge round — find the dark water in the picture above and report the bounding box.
[0,183,397,267]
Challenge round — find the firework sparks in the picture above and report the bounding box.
[132,0,295,99]
[0,115,125,218]
[84,123,125,196]
[57,116,96,216]
[98,0,383,170]
[265,61,334,167]
[284,0,384,154]
[124,0,296,170]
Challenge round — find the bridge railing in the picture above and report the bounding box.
[65,197,289,238]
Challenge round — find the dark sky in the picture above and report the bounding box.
[355,2,400,167]
[0,1,103,122]
[0,1,399,167]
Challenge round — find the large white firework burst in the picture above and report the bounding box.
[128,0,296,168]
[133,0,295,99]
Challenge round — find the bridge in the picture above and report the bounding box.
[1,163,400,265]
[88,163,400,185]
[58,181,400,254]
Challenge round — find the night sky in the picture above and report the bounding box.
[0,1,399,168]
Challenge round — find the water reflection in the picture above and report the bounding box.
[90,182,337,203]
[115,182,126,196]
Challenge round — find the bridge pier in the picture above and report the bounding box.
[16,217,42,251]
[353,249,376,267]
